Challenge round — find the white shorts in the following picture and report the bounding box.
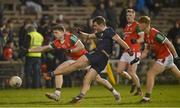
[156,54,174,68]
[120,52,141,64]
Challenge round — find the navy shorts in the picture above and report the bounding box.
[85,50,108,74]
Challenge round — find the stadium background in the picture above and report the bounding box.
[0,0,179,89]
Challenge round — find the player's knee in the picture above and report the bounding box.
[128,72,133,77]
[95,76,101,82]
[128,70,135,76]
[117,69,123,75]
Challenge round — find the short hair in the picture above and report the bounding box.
[138,16,151,25]
[26,25,36,33]
[126,9,135,14]
[92,16,106,25]
[52,24,65,32]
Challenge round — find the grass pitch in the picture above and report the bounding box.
[0,85,180,107]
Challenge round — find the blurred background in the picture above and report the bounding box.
[0,0,179,89]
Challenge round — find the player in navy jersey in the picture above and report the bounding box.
[45,16,133,103]
[28,24,121,102]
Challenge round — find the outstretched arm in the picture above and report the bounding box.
[79,31,96,39]
[112,34,130,50]
[28,45,52,53]
[164,39,179,58]
[155,33,178,58]
[70,40,85,53]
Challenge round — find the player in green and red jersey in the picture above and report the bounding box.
[28,24,120,102]
[138,16,180,103]
[117,9,144,96]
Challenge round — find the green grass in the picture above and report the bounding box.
[0,85,180,107]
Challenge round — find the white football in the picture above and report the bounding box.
[9,76,22,88]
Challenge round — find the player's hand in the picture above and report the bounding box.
[131,39,137,44]
[127,49,134,56]
[73,23,82,34]
[130,57,140,65]
[77,28,81,34]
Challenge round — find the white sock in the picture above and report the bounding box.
[55,90,61,96]
[112,89,118,94]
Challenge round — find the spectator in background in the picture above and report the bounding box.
[167,20,180,58]
[66,0,84,6]
[3,40,14,61]
[135,0,148,15]
[163,0,179,8]
[119,0,134,29]
[0,3,3,27]
[18,19,32,59]
[38,15,50,37]
[5,19,15,40]
[0,29,11,60]
[24,25,44,88]
[106,0,117,30]
[145,0,161,16]
[20,0,43,18]
[91,2,108,20]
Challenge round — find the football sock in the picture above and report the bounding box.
[112,89,118,94]
[145,93,151,98]
[78,92,85,98]
[55,88,61,96]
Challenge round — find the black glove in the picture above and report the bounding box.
[131,39,137,44]
[127,49,134,56]
[130,57,140,65]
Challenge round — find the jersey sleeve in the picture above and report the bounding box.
[155,33,167,43]
[108,27,116,38]
[70,35,79,45]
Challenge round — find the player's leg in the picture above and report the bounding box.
[117,61,136,93]
[117,61,131,80]
[127,63,142,96]
[45,60,75,101]
[70,68,98,103]
[95,75,121,102]
[117,52,137,93]
[140,62,165,103]
[54,55,90,75]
